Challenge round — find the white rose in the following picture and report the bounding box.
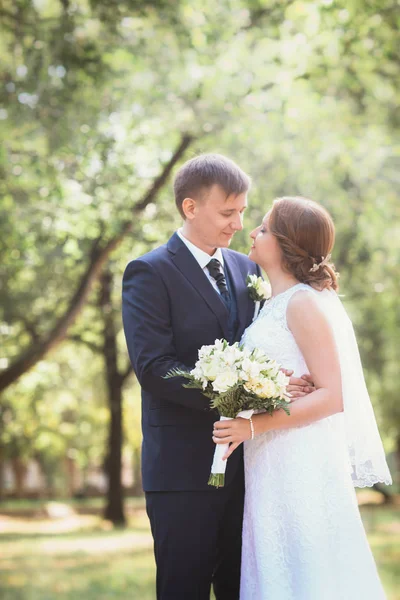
[191,366,203,379]
[201,361,220,381]
[260,280,272,299]
[213,339,226,352]
[251,347,267,362]
[247,274,258,288]
[188,366,207,389]
[263,359,279,375]
[259,379,277,398]
[239,357,252,381]
[242,357,263,381]
[198,345,214,359]
[212,371,239,393]
[276,370,290,387]
[222,346,243,367]
[244,378,261,395]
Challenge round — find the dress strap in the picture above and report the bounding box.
[265,283,311,331]
[281,283,311,304]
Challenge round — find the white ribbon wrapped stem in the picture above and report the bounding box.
[208,410,254,487]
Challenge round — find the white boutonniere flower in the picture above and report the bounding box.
[246,274,271,321]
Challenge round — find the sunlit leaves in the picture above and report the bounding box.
[1,0,399,475]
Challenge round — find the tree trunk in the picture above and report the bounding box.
[100,268,126,526]
[64,455,78,498]
[0,449,4,501]
[132,446,143,496]
[10,457,27,499]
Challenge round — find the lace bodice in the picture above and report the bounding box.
[242,283,311,377]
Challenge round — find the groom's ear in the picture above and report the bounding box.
[182,197,197,220]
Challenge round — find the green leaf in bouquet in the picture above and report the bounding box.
[209,385,245,418]
[163,367,192,380]
[242,393,291,416]
[182,380,205,390]
[274,399,291,416]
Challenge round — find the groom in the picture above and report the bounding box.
[122,154,311,599]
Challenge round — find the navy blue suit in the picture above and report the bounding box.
[122,232,260,599]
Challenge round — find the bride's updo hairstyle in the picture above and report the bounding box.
[269,196,339,291]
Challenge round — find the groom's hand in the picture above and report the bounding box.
[283,369,315,399]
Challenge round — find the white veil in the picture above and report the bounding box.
[317,289,392,488]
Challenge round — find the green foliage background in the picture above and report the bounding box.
[0,0,399,491]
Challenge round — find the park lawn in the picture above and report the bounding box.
[0,502,399,600]
[0,508,156,600]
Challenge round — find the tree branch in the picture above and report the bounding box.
[20,318,41,343]
[0,134,194,392]
[67,334,102,354]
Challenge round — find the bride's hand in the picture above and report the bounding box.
[213,417,252,460]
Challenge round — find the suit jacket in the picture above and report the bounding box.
[122,232,261,491]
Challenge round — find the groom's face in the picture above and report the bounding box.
[184,184,247,251]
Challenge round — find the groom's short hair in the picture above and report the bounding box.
[174,153,251,218]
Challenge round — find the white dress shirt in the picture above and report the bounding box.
[177,229,225,295]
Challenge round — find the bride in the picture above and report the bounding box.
[212,196,392,600]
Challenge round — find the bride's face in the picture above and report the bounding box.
[249,211,282,269]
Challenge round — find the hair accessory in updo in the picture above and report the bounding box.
[309,253,332,273]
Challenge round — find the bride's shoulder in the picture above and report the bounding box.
[286,286,329,328]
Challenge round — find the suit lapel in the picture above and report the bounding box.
[168,233,230,340]
[223,250,250,335]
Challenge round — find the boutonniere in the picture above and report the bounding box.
[246,274,271,321]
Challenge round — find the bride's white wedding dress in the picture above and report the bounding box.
[240,283,390,600]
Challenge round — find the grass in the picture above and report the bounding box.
[0,495,399,600]
[0,507,155,600]
[0,497,145,513]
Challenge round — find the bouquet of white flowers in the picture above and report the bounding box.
[165,339,290,487]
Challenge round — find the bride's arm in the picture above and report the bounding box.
[213,291,343,458]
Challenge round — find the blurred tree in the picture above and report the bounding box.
[0,133,193,392]
[99,266,131,525]
[2,0,398,386]
[0,0,197,391]
[0,345,109,497]
[1,0,399,502]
